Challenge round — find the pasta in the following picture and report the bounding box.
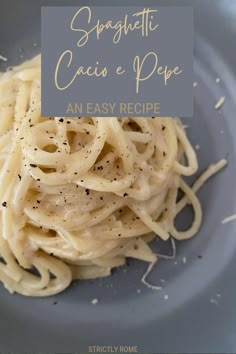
[0,55,227,296]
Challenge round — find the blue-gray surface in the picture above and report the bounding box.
[0,0,236,352]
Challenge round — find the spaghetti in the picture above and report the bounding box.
[0,55,226,296]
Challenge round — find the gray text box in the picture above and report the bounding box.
[41,6,193,117]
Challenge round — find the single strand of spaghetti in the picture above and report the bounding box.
[176,159,227,214]
[21,260,50,290]
[141,261,162,290]
[162,185,179,231]
[155,238,176,260]
[170,179,202,240]
[125,131,153,144]
[75,172,135,193]
[174,122,198,176]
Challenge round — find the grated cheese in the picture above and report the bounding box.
[215,96,225,110]
[91,298,98,305]
[222,214,236,224]
[0,55,7,62]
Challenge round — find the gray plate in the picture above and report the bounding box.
[0,0,236,352]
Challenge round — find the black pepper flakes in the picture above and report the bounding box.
[85,189,90,195]
[59,118,64,123]
[30,164,37,168]
[18,174,22,181]
[123,193,128,197]
[2,201,7,207]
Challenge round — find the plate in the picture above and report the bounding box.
[0,0,236,352]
